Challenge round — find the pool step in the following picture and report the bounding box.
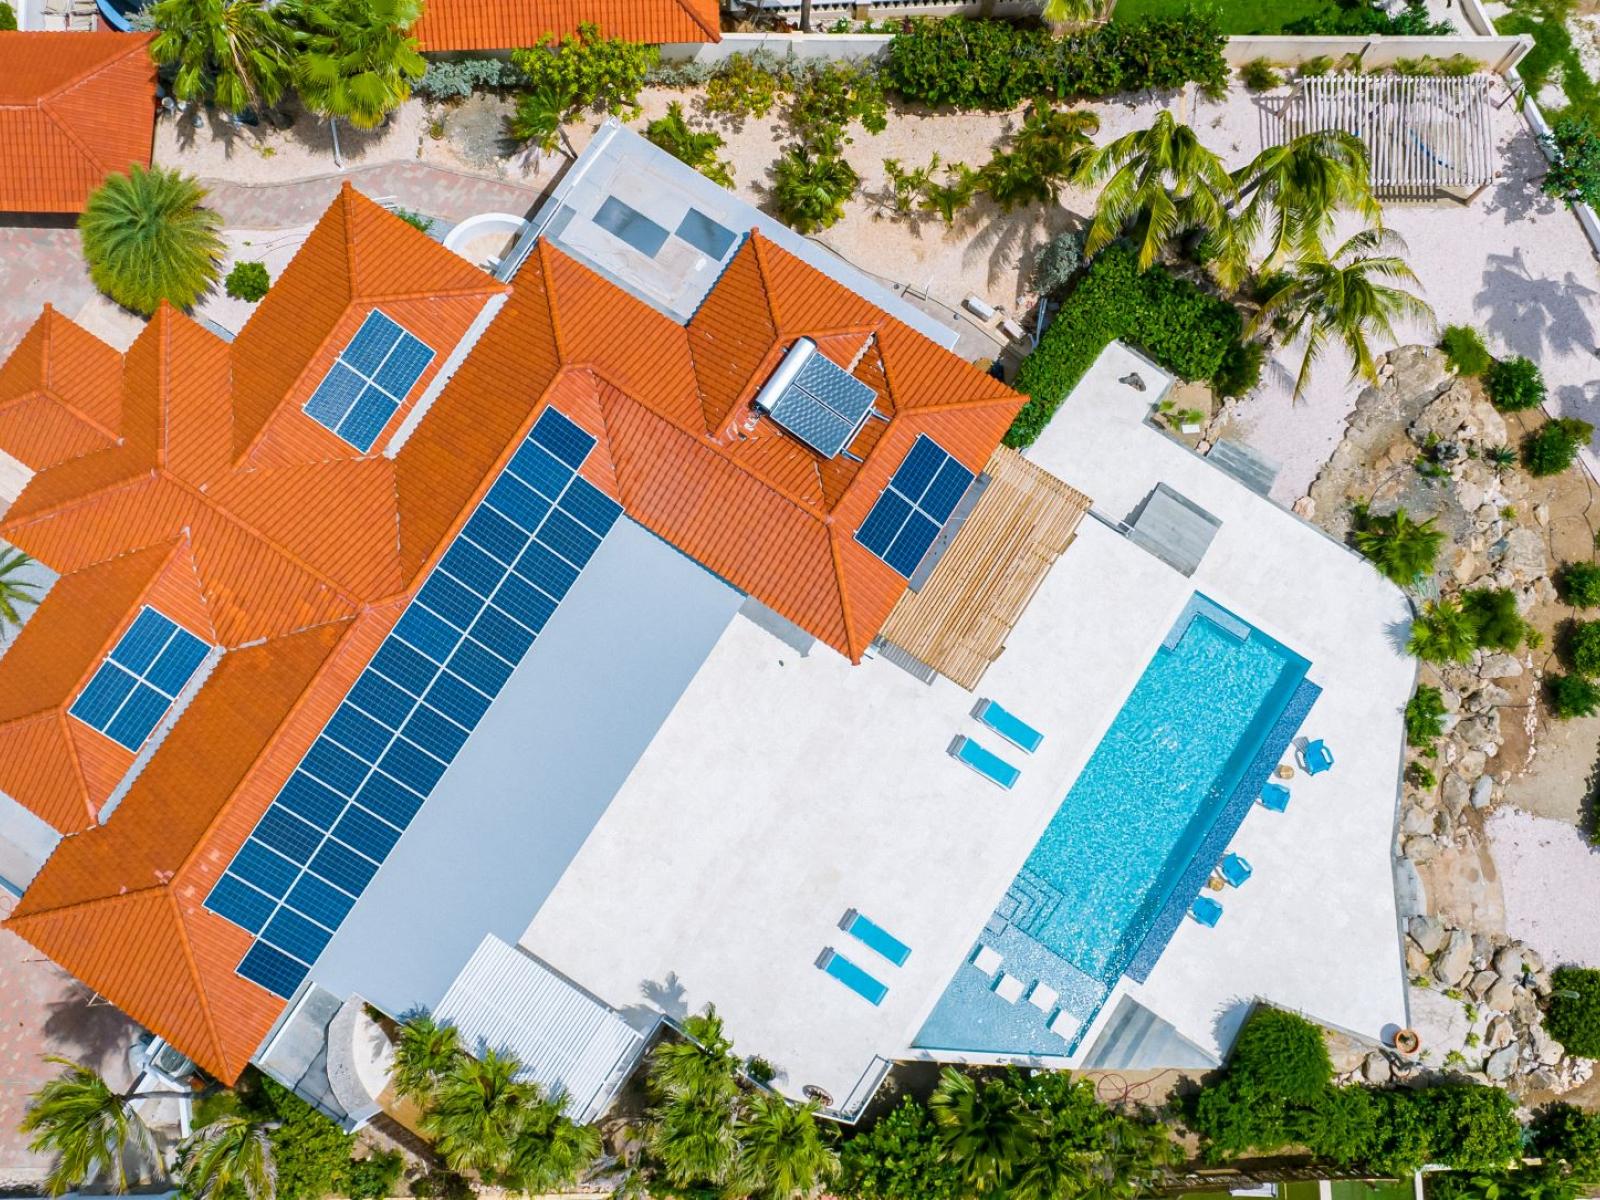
[1080,996,1218,1070]
[1206,439,1280,499]
[1000,870,1064,937]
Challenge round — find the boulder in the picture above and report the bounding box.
[1434,929,1474,986]
[1472,776,1496,810]
[1469,970,1499,1000]
[1407,837,1441,863]
[1486,977,1518,1012]
[1407,943,1431,975]
[1410,914,1447,955]
[1473,684,1513,710]
[1494,945,1526,978]
[1442,772,1470,815]
[1487,1016,1513,1050]
[1495,527,1548,585]
[1402,804,1436,836]
[1523,947,1546,974]
[1456,713,1501,752]
[1458,748,1489,778]
[1364,1052,1394,1085]
[1478,653,1524,680]
[1486,1045,1519,1081]
[1533,1026,1565,1067]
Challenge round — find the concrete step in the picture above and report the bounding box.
[1207,438,1280,498]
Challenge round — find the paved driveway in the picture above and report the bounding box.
[0,221,95,363]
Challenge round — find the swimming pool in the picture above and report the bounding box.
[914,594,1317,1058]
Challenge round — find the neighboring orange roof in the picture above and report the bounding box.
[0,32,157,213]
[411,0,719,51]
[0,306,122,469]
[0,187,1022,1085]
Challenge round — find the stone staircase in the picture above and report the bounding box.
[1207,439,1280,498]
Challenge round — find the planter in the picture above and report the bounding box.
[1393,1028,1421,1055]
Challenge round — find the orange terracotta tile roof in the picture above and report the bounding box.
[0,187,1022,1085]
[0,32,157,213]
[410,0,719,51]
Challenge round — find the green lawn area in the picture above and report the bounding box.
[1496,0,1600,123]
[1109,0,1342,34]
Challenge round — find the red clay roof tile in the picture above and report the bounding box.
[410,0,719,52]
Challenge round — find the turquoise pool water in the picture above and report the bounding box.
[914,594,1313,1057]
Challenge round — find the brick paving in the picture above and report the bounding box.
[200,161,550,228]
[0,221,95,364]
[0,891,140,1181]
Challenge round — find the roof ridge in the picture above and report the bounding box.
[36,310,122,443]
[38,32,150,104]
[536,242,568,361]
[340,184,362,302]
[164,885,234,1075]
[674,0,722,40]
[8,881,167,925]
[55,708,97,827]
[825,525,863,661]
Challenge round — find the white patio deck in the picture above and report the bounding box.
[521,342,1414,1102]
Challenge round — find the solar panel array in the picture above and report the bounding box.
[303,310,436,453]
[205,409,623,999]
[69,608,209,752]
[765,351,877,459]
[855,435,975,578]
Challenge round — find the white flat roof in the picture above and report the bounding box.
[522,343,1412,1103]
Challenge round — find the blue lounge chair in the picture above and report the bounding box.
[818,948,888,1005]
[973,700,1044,753]
[1191,895,1223,927]
[950,735,1021,789]
[1219,853,1253,887]
[842,910,911,966]
[1259,781,1290,811]
[1301,739,1335,775]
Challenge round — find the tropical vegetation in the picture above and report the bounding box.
[79,167,224,315]
[1408,597,1480,665]
[1404,684,1447,749]
[225,260,271,302]
[1525,417,1594,477]
[510,22,657,118]
[1229,130,1378,278]
[286,0,426,130]
[19,1058,161,1196]
[1487,355,1547,412]
[147,0,295,115]
[1541,117,1600,209]
[0,546,41,635]
[646,102,734,187]
[1351,504,1443,585]
[1545,967,1600,1057]
[506,85,572,159]
[1441,324,1493,377]
[1558,561,1600,607]
[1460,586,1535,652]
[1566,619,1600,677]
[175,1114,276,1200]
[1548,673,1600,719]
[771,130,860,233]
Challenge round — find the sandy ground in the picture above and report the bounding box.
[193,226,316,336]
[1486,807,1600,967]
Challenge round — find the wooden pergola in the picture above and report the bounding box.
[1283,74,1498,201]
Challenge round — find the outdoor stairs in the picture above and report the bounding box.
[1079,997,1218,1071]
[1206,439,1280,498]
[996,869,1063,938]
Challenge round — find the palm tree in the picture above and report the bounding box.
[1230,131,1380,278]
[79,167,223,316]
[734,1094,837,1200]
[978,106,1099,211]
[771,131,859,234]
[645,101,733,188]
[1083,110,1237,271]
[20,1058,160,1196]
[390,1013,461,1104]
[146,0,294,117]
[649,1092,739,1188]
[1352,505,1444,585]
[929,1068,1031,1192]
[1409,597,1478,664]
[507,84,573,166]
[287,0,426,132]
[504,1097,602,1193]
[0,547,39,635]
[419,1048,536,1180]
[1249,227,1434,400]
[648,1007,738,1102]
[177,1115,276,1200]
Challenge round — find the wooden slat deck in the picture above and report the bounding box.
[878,447,1091,691]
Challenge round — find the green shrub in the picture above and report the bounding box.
[1532,1103,1600,1179]
[415,56,526,101]
[838,1095,964,1200]
[347,1151,405,1200]
[1547,968,1600,1057]
[1440,325,1492,376]
[1299,54,1334,76]
[703,51,782,119]
[410,1171,473,1200]
[1405,684,1446,747]
[1409,597,1478,664]
[1487,355,1546,411]
[1007,243,1242,446]
[1406,761,1437,789]
[1462,586,1531,651]
[510,23,656,117]
[1568,619,1600,676]
[1034,229,1085,297]
[394,208,433,234]
[1423,1085,1525,1171]
[883,14,1226,110]
[1548,673,1600,719]
[0,2,16,29]
[234,1072,356,1200]
[1187,1076,1290,1162]
[1352,504,1443,585]
[645,102,733,187]
[1292,1086,1379,1167]
[1227,1006,1332,1105]
[1526,418,1594,477]
[744,1055,775,1084]
[224,260,270,302]
[1542,116,1600,210]
[1213,340,1265,399]
[1559,562,1600,607]
[790,60,887,134]
[1240,58,1283,89]
[1284,0,1451,34]
[771,130,859,233]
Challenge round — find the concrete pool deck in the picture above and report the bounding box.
[520,342,1416,1103]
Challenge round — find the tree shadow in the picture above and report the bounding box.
[40,985,140,1083]
[1473,246,1600,374]
[1483,120,1564,226]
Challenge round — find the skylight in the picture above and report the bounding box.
[303,310,435,453]
[68,607,209,752]
[856,436,975,578]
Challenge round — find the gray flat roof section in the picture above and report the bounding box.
[303,518,743,1017]
[518,121,959,349]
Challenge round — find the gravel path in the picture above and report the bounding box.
[1486,807,1600,969]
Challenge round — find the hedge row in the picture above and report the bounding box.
[1006,244,1243,447]
[884,14,1229,111]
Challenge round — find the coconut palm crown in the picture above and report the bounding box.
[20,1057,160,1197]
[147,0,295,116]
[79,166,223,316]
[1231,130,1381,275]
[287,0,425,130]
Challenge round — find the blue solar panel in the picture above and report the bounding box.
[263,907,333,963]
[394,606,462,664]
[856,436,975,579]
[471,606,535,662]
[104,684,172,751]
[232,840,299,896]
[109,609,175,673]
[238,941,309,997]
[309,838,378,894]
[463,507,527,566]
[514,542,578,599]
[378,738,447,795]
[508,441,572,500]
[487,475,552,533]
[277,771,346,830]
[537,509,599,567]
[301,738,369,797]
[146,631,208,695]
[440,540,504,597]
[287,872,357,927]
[373,333,434,397]
[417,574,485,632]
[447,638,513,695]
[424,671,490,729]
[336,387,399,453]
[254,807,323,864]
[206,875,276,934]
[369,640,436,697]
[332,805,401,861]
[561,478,623,536]
[324,704,392,764]
[529,408,595,469]
[355,771,423,828]
[348,671,414,728]
[343,311,404,375]
[492,574,556,634]
[304,363,365,428]
[402,705,468,762]
[70,664,136,728]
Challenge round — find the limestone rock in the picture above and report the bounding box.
[1363,1052,1393,1084]
[1487,1016,1513,1050]
[1407,836,1441,863]
[1434,929,1473,986]
[1524,947,1546,974]
[1442,772,1470,815]
[1472,775,1495,810]
[1533,1026,1565,1066]
[1486,1045,1518,1080]
[1494,945,1526,978]
[1410,914,1447,955]
[1402,804,1436,836]
[1478,653,1524,680]
[1494,527,1547,585]
[1292,496,1315,518]
[1458,749,1488,778]
[1486,977,1518,1012]
[1407,943,1431,975]
[1469,970,1498,1000]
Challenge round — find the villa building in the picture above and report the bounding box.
[0,123,1413,1125]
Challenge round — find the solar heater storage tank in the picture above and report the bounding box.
[752,336,879,459]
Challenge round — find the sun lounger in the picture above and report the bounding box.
[1220,852,1253,887]
[993,972,1025,1003]
[973,699,1045,753]
[842,910,911,966]
[818,947,888,1005]
[950,735,1021,789]
[1027,982,1059,1012]
[971,944,1002,975]
[1300,739,1335,776]
[1259,781,1290,812]
[1191,895,1224,927]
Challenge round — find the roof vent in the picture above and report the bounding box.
[752,337,878,459]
